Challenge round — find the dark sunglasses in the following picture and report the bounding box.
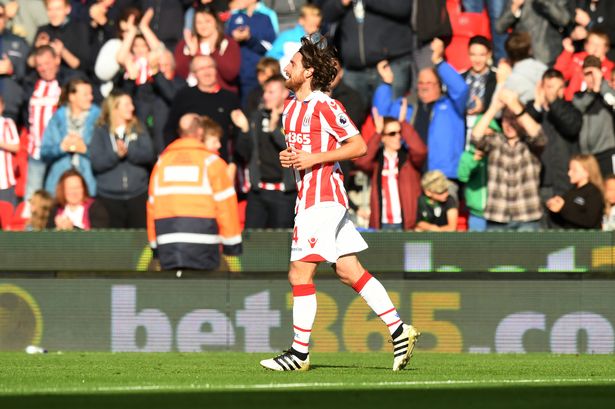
[301,32,327,50]
[383,131,401,137]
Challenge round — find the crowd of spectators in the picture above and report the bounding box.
[1,0,615,235]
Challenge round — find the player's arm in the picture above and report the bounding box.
[288,134,367,171]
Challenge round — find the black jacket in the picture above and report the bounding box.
[235,109,296,193]
[550,183,604,229]
[332,79,367,128]
[138,0,193,50]
[34,20,91,72]
[0,31,29,121]
[526,98,582,196]
[163,86,240,161]
[317,0,413,69]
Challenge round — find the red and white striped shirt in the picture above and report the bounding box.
[381,151,402,224]
[133,56,152,86]
[0,117,19,189]
[28,79,61,160]
[282,91,359,213]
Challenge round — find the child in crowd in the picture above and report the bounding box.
[555,29,614,101]
[457,116,501,232]
[201,115,236,182]
[415,170,458,232]
[547,154,604,229]
[602,175,615,231]
[11,190,54,231]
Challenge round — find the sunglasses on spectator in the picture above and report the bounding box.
[301,32,327,50]
[383,130,401,136]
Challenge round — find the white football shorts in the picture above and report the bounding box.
[290,202,368,263]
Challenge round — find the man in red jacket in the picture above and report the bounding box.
[355,108,426,230]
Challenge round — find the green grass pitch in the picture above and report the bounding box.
[1,352,615,408]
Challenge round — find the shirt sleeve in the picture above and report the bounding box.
[319,99,360,142]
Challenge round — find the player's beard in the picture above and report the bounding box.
[285,75,303,93]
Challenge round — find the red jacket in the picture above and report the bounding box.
[173,35,241,93]
[355,122,427,230]
[554,50,614,101]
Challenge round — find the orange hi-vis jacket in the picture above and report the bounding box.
[147,138,242,270]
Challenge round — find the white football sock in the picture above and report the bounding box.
[353,271,402,335]
[291,284,317,355]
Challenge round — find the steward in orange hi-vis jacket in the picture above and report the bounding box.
[147,136,242,271]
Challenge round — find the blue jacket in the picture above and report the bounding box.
[266,24,305,63]
[373,61,468,179]
[226,11,276,100]
[40,105,101,196]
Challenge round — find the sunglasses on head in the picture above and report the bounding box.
[301,32,327,50]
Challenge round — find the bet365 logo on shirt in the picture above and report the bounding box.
[286,131,312,146]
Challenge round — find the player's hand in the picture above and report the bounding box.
[279,146,295,168]
[289,146,320,170]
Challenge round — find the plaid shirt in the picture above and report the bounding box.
[477,131,546,223]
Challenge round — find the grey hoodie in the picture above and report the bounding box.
[573,81,615,155]
[503,58,547,104]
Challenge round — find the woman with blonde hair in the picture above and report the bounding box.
[546,154,605,229]
[89,91,154,228]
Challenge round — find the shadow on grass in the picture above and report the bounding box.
[1,385,614,409]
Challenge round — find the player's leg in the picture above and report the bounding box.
[260,260,317,371]
[334,255,420,371]
[334,255,406,335]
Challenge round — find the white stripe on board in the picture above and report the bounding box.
[3,377,615,395]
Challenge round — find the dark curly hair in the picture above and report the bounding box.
[299,36,338,92]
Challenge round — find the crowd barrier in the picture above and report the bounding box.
[1,231,614,353]
[1,230,615,273]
